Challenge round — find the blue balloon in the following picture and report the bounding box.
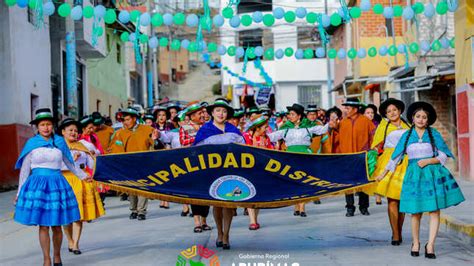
[315,47,325,58]
[295,49,304,59]
[163,13,173,26]
[420,40,431,52]
[295,7,307,18]
[273,7,285,19]
[357,48,367,58]
[398,44,407,53]
[424,3,435,18]
[403,6,415,20]
[379,46,388,56]
[181,39,190,49]
[337,48,346,59]
[213,15,225,27]
[210,62,215,67]
[71,6,83,21]
[94,5,106,19]
[254,46,264,57]
[236,47,245,58]
[148,37,158,49]
[43,2,55,16]
[253,11,263,23]
[440,37,450,49]
[322,14,331,27]
[229,16,241,28]
[383,7,394,19]
[186,14,199,27]
[217,63,222,68]
[17,0,28,8]
[337,8,345,18]
[118,10,130,23]
[129,33,136,42]
[217,45,227,55]
[448,2,458,12]
[275,49,284,59]
[140,13,151,26]
[360,0,372,11]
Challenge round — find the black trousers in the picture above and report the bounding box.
[190,205,210,218]
[345,192,369,211]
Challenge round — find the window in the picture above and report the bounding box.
[298,85,322,107]
[27,6,36,25]
[238,0,272,14]
[238,29,273,61]
[96,99,101,112]
[106,33,111,52]
[385,18,394,37]
[116,43,122,64]
[297,26,324,57]
[30,94,39,121]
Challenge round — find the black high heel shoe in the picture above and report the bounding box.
[222,243,230,250]
[216,241,223,248]
[391,237,401,246]
[68,248,73,252]
[410,242,420,257]
[425,243,436,259]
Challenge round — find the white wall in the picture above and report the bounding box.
[0,5,52,125]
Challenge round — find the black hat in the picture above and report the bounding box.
[247,106,261,115]
[121,107,140,117]
[306,104,318,113]
[207,99,234,118]
[342,97,364,107]
[200,101,209,108]
[407,101,437,126]
[379,98,405,118]
[286,103,305,116]
[91,111,105,126]
[30,108,55,125]
[79,115,94,127]
[58,118,81,133]
[326,107,342,119]
[144,113,155,121]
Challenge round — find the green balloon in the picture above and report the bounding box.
[173,13,185,25]
[130,10,141,23]
[373,4,384,14]
[328,49,337,59]
[227,46,236,56]
[152,14,163,26]
[222,7,233,19]
[120,32,129,42]
[285,47,294,57]
[188,42,197,52]
[393,5,403,17]
[450,37,455,48]
[208,42,217,53]
[139,34,148,44]
[247,48,256,59]
[28,0,39,9]
[304,49,314,59]
[432,40,441,51]
[284,11,296,23]
[413,2,424,14]
[58,3,71,17]
[200,16,212,31]
[264,48,274,60]
[104,9,117,24]
[159,37,169,47]
[306,12,317,24]
[83,6,94,19]
[241,14,253,26]
[409,43,419,53]
[388,45,398,56]
[96,27,104,37]
[436,1,448,15]
[330,13,342,26]
[171,39,180,50]
[350,7,361,19]
[5,0,16,7]
[347,48,357,59]
[368,47,377,57]
[263,14,275,26]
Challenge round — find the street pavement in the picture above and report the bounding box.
[0,190,472,266]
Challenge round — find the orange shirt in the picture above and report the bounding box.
[95,125,114,153]
[338,114,375,153]
[110,124,154,153]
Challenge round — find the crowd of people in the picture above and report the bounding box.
[13,97,465,265]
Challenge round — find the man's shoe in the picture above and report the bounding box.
[345,209,355,217]
[137,214,146,220]
[360,209,370,216]
[129,213,138,219]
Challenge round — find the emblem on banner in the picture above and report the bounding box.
[209,175,256,201]
[176,244,219,266]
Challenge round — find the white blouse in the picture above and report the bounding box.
[268,124,329,147]
[80,139,101,156]
[384,129,407,148]
[386,142,448,172]
[17,147,87,195]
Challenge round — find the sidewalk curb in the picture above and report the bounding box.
[440,213,474,246]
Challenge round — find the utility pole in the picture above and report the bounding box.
[65,0,77,118]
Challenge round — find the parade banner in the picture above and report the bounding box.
[94,144,373,208]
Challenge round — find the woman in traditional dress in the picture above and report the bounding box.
[14,108,92,266]
[377,101,465,259]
